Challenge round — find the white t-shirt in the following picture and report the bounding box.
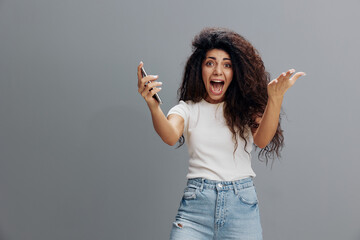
[167,99,256,181]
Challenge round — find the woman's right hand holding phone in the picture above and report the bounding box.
[137,61,162,109]
[136,61,183,145]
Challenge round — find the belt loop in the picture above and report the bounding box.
[200,178,204,192]
[232,181,238,195]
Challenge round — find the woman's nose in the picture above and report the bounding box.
[213,65,222,75]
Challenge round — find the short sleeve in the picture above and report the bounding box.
[167,100,190,134]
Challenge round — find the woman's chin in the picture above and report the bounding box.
[205,94,225,104]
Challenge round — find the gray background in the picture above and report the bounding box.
[0,0,359,239]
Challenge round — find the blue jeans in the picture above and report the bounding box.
[170,177,263,240]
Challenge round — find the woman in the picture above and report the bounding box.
[137,27,305,240]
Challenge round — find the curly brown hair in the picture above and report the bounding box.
[177,27,284,164]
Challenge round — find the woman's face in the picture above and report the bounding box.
[202,49,233,104]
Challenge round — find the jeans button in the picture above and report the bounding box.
[217,183,223,188]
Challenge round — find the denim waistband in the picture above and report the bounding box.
[187,177,254,192]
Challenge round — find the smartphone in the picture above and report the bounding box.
[141,66,163,104]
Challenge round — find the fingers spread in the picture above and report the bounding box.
[279,69,295,82]
[286,69,295,79]
[277,72,286,82]
[290,72,306,84]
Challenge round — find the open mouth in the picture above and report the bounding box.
[210,80,225,95]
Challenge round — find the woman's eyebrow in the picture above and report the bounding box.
[207,56,231,61]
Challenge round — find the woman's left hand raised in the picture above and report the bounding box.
[267,69,306,100]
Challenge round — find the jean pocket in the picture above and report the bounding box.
[183,184,198,200]
[237,186,258,205]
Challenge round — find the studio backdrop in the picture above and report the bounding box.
[0,0,359,239]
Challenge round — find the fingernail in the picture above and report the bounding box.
[140,61,143,64]
[158,87,162,90]
[158,82,163,85]
[153,75,158,78]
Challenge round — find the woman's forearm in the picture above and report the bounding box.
[253,69,305,148]
[148,105,181,146]
[253,96,283,148]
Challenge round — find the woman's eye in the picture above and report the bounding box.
[205,61,214,66]
[224,63,232,68]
